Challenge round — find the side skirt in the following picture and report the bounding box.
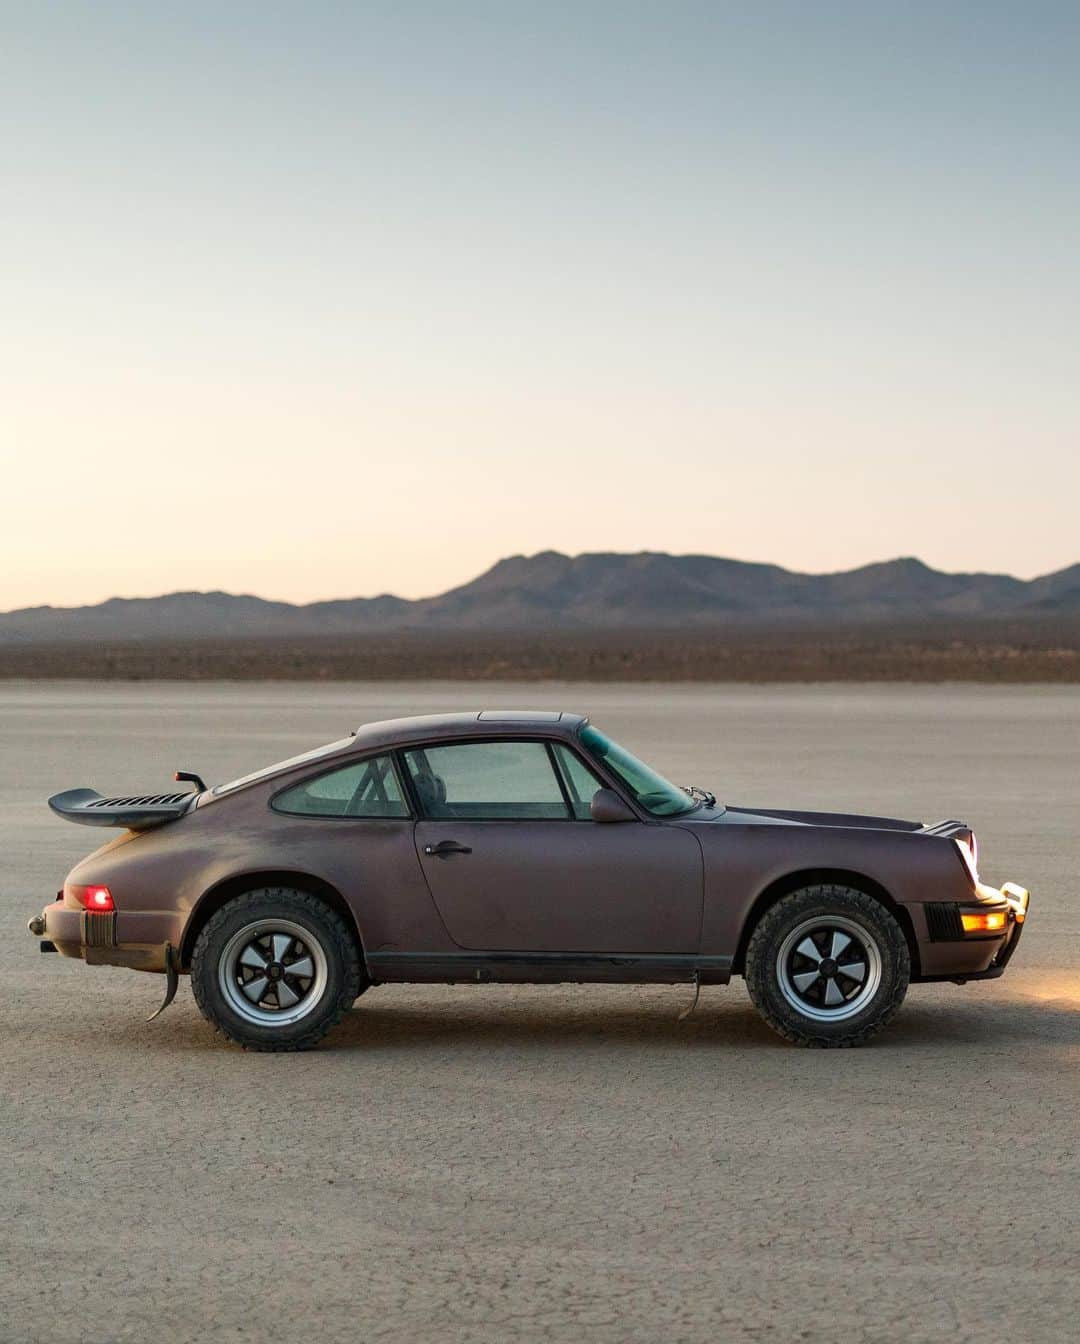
[365,952,733,986]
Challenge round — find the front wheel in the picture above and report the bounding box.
[744,885,910,1047]
[191,887,362,1051]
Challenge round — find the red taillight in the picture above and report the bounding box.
[83,885,115,913]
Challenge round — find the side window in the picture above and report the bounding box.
[404,741,568,820]
[551,744,605,820]
[273,754,409,818]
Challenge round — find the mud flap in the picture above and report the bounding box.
[147,944,180,1022]
[677,970,701,1022]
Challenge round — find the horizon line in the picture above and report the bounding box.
[4,548,1078,619]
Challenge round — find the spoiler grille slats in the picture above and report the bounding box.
[48,788,194,830]
[86,791,189,809]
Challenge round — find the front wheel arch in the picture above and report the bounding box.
[179,869,364,972]
[733,867,919,978]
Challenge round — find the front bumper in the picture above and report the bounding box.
[966,881,1029,979]
[27,899,179,972]
[918,881,1029,982]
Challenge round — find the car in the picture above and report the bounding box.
[27,710,1030,1050]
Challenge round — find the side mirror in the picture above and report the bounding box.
[590,787,636,823]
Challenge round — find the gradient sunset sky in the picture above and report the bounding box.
[4,2,1078,610]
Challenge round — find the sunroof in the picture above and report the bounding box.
[476,710,563,722]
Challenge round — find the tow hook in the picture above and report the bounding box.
[147,944,180,1023]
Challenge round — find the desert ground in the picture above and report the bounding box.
[2,620,1080,683]
[1,681,1077,1344]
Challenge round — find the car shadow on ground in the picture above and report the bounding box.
[311,984,1080,1054]
[330,996,783,1051]
[34,979,1080,1055]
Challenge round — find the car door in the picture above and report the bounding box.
[404,738,702,953]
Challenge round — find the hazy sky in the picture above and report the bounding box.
[3,2,1078,609]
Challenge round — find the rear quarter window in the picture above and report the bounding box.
[273,755,409,818]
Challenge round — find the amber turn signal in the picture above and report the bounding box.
[960,909,1007,934]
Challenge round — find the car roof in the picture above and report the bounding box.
[351,710,587,751]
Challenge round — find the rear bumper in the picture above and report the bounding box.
[27,900,180,973]
[916,881,1029,982]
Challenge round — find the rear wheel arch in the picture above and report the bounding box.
[733,867,920,977]
[179,870,365,971]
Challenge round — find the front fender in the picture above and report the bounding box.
[692,822,970,958]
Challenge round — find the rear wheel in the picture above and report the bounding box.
[745,885,909,1047]
[191,887,362,1051]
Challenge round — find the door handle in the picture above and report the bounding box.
[423,840,472,856]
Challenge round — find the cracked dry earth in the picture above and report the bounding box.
[2,682,1078,1344]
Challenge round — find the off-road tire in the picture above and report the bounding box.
[744,885,910,1048]
[191,887,363,1051]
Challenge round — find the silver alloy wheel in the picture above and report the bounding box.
[219,918,329,1028]
[776,914,883,1023]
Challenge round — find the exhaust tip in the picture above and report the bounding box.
[27,915,46,937]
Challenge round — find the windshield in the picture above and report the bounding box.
[579,725,697,817]
[212,737,356,796]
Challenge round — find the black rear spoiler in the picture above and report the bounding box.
[919,818,971,839]
[47,787,196,830]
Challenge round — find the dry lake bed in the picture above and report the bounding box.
[2,682,1078,1343]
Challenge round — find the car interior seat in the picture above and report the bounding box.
[412,768,450,817]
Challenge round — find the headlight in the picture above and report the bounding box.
[954,831,979,883]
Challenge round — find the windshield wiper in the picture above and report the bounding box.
[683,784,717,808]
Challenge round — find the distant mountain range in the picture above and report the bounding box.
[3,552,1079,643]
